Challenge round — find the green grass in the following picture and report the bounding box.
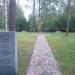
[17,32,36,75]
[0,29,5,32]
[45,32,75,75]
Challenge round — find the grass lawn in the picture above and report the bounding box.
[45,32,75,75]
[0,29,5,32]
[17,32,36,75]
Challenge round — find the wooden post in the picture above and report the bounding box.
[8,0,16,31]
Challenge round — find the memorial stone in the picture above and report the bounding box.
[0,32,17,75]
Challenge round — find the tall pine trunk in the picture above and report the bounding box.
[39,0,40,17]
[66,0,71,36]
[8,0,16,31]
[33,0,35,31]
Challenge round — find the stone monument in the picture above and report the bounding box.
[0,32,17,75]
[0,0,17,74]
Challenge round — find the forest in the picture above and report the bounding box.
[0,0,75,32]
[0,0,75,75]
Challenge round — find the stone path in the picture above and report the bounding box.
[26,34,62,75]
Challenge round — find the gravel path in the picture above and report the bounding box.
[26,34,62,75]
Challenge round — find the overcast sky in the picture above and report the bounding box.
[16,0,33,20]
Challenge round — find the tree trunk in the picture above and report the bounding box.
[4,0,8,31]
[8,0,16,31]
[33,0,35,32]
[66,0,71,36]
[39,0,40,16]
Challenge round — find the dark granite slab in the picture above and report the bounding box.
[0,32,17,75]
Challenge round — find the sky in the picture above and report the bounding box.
[16,0,33,20]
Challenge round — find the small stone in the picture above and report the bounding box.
[40,71,49,75]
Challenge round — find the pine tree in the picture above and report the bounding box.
[8,0,16,31]
[66,0,72,36]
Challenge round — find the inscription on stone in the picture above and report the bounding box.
[0,32,17,75]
